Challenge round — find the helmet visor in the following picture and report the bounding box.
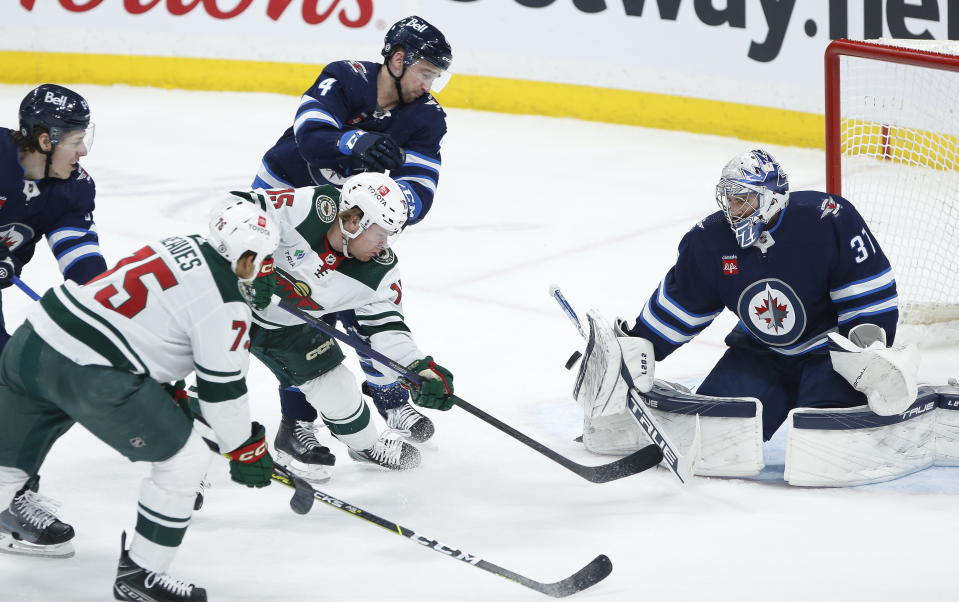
[56,124,95,155]
[411,58,452,93]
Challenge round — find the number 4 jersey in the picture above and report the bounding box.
[25,234,255,451]
[627,191,899,361]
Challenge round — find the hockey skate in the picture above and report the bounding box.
[362,382,436,443]
[114,531,206,601]
[347,430,421,470]
[274,416,336,483]
[380,402,435,444]
[0,475,75,559]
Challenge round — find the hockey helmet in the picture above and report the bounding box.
[382,15,452,73]
[337,173,409,255]
[715,149,790,248]
[207,201,280,282]
[19,84,93,150]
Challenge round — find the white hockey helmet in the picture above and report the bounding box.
[207,200,280,282]
[338,172,409,256]
[715,149,790,248]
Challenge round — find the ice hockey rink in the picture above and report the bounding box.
[1,84,957,602]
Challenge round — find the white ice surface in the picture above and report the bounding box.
[0,85,956,602]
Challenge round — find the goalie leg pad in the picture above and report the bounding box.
[933,385,959,466]
[784,387,940,487]
[583,380,764,477]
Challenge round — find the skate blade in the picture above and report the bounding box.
[0,532,75,559]
[274,451,333,484]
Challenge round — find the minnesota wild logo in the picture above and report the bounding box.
[372,249,395,265]
[315,195,337,223]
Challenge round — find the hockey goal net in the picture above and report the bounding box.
[825,38,959,341]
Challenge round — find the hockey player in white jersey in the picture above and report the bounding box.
[235,172,456,480]
[0,202,280,601]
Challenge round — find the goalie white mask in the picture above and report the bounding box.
[207,201,279,282]
[338,172,409,257]
[715,149,789,248]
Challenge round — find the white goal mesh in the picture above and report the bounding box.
[830,39,959,339]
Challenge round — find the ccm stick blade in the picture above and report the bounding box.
[270,465,611,597]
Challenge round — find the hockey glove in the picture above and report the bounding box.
[225,422,274,488]
[0,254,22,289]
[241,258,277,311]
[402,356,455,411]
[828,324,919,416]
[160,380,193,421]
[338,130,405,173]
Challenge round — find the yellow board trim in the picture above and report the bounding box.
[841,119,959,171]
[0,50,824,148]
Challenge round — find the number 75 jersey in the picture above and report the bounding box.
[26,234,253,386]
[628,191,900,360]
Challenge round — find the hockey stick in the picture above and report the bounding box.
[269,464,612,598]
[277,300,663,484]
[11,276,41,301]
[197,429,612,598]
[549,285,698,484]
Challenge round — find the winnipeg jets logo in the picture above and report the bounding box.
[753,287,790,333]
[23,181,40,204]
[736,279,806,346]
[819,197,842,219]
[319,168,349,186]
[0,223,35,252]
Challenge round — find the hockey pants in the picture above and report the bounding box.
[0,322,212,572]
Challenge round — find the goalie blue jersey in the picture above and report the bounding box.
[0,128,105,285]
[627,191,899,361]
[255,60,446,225]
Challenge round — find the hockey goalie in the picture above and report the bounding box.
[570,149,959,486]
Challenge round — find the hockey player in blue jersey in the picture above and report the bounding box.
[627,149,903,440]
[251,16,452,476]
[575,150,918,467]
[0,85,107,557]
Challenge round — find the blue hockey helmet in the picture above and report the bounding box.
[381,16,452,72]
[19,84,92,147]
[715,149,789,248]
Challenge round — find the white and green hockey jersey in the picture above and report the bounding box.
[231,186,426,370]
[27,234,254,452]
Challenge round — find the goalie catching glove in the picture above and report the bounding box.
[573,310,654,419]
[224,422,274,488]
[400,356,455,411]
[828,323,920,417]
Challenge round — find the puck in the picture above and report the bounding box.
[565,350,582,370]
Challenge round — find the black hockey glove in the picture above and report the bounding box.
[338,130,405,173]
[0,253,23,290]
[401,356,455,411]
[225,422,274,488]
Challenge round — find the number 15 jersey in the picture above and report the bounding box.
[25,234,254,450]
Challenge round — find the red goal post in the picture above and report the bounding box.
[825,38,959,333]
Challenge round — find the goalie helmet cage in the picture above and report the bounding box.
[825,38,959,343]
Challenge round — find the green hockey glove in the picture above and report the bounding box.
[241,257,277,311]
[402,356,455,411]
[224,422,274,488]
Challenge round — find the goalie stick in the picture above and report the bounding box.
[549,285,697,484]
[277,300,663,484]
[197,429,612,599]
